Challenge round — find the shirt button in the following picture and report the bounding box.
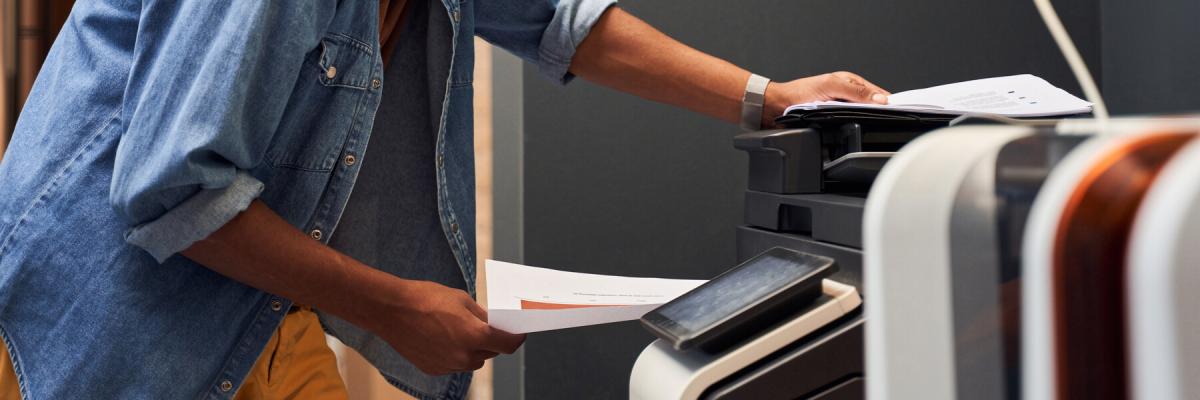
[450,223,459,233]
[344,153,356,166]
[219,380,233,392]
[325,66,337,79]
[452,9,461,22]
[310,229,323,241]
[371,78,381,90]
[270,300,283,312]
[437,154,444,167]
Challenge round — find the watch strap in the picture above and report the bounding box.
[740,74,771,131]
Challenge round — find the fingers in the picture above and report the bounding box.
[464,297,489,322]
[460,297,524,354]
[458,351,497,372]
[405,289,525,375]
[421,349,497,376]
[824,71,889,104]
[413,357,454,376]
[478,325,527,355]
[447,352,498,374]
[469,359,485,371]
[832,71,890,97]
[829,71,890,98]
[823,72,878,103]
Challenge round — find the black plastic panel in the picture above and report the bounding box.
[734,129,824,194]
[809,377,865,400]
[743,192,866,248]
[702,315,865,400]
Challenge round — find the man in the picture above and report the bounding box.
[0,1,888,398]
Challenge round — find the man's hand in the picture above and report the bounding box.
[762,72,891,128]
[373,279,526,375]
[182,200,523,376]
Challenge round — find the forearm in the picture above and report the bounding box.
[180,200,522,375]
[180,200,400,331]
[570,7,751,125]
[570,7,889,129]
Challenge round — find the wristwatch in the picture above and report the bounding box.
[740,74,771,131]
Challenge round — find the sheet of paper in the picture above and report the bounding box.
[485,259,706,334]
[785,74,1092,118]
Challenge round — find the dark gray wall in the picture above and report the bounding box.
[1101,0,1200,114]
[497,0,1196,398]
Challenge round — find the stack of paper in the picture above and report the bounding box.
[785,74,1092,118]
[485,260,706,334]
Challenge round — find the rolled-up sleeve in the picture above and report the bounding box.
[112,1,332,262]
[476,0,617,84]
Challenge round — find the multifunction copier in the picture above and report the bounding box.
[630,114,1200,400]
[632,117,926,399]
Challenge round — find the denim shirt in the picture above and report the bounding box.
[0,0,613,399]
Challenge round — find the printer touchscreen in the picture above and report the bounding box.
[641,247,835,352]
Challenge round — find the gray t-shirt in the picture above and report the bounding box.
[327,0,467,293]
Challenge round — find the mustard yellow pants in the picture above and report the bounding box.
[1,307,348,399]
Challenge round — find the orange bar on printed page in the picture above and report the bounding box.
[519,300,625,310]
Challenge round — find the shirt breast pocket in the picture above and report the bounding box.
[267,34,377,172]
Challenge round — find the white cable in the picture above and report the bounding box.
[1033,0,1110,120]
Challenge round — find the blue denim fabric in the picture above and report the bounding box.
[0,0,615,399]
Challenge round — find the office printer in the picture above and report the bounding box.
[630,118,928,400]
[631,114,1200,399]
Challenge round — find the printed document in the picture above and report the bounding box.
[785,74,1092,118]
[485,259,706,334]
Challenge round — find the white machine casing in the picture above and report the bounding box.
[1128,136,1200,400]
[862,124,1036,400]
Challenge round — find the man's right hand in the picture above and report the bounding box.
[374,279,526,375]
[182,200,523,376]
